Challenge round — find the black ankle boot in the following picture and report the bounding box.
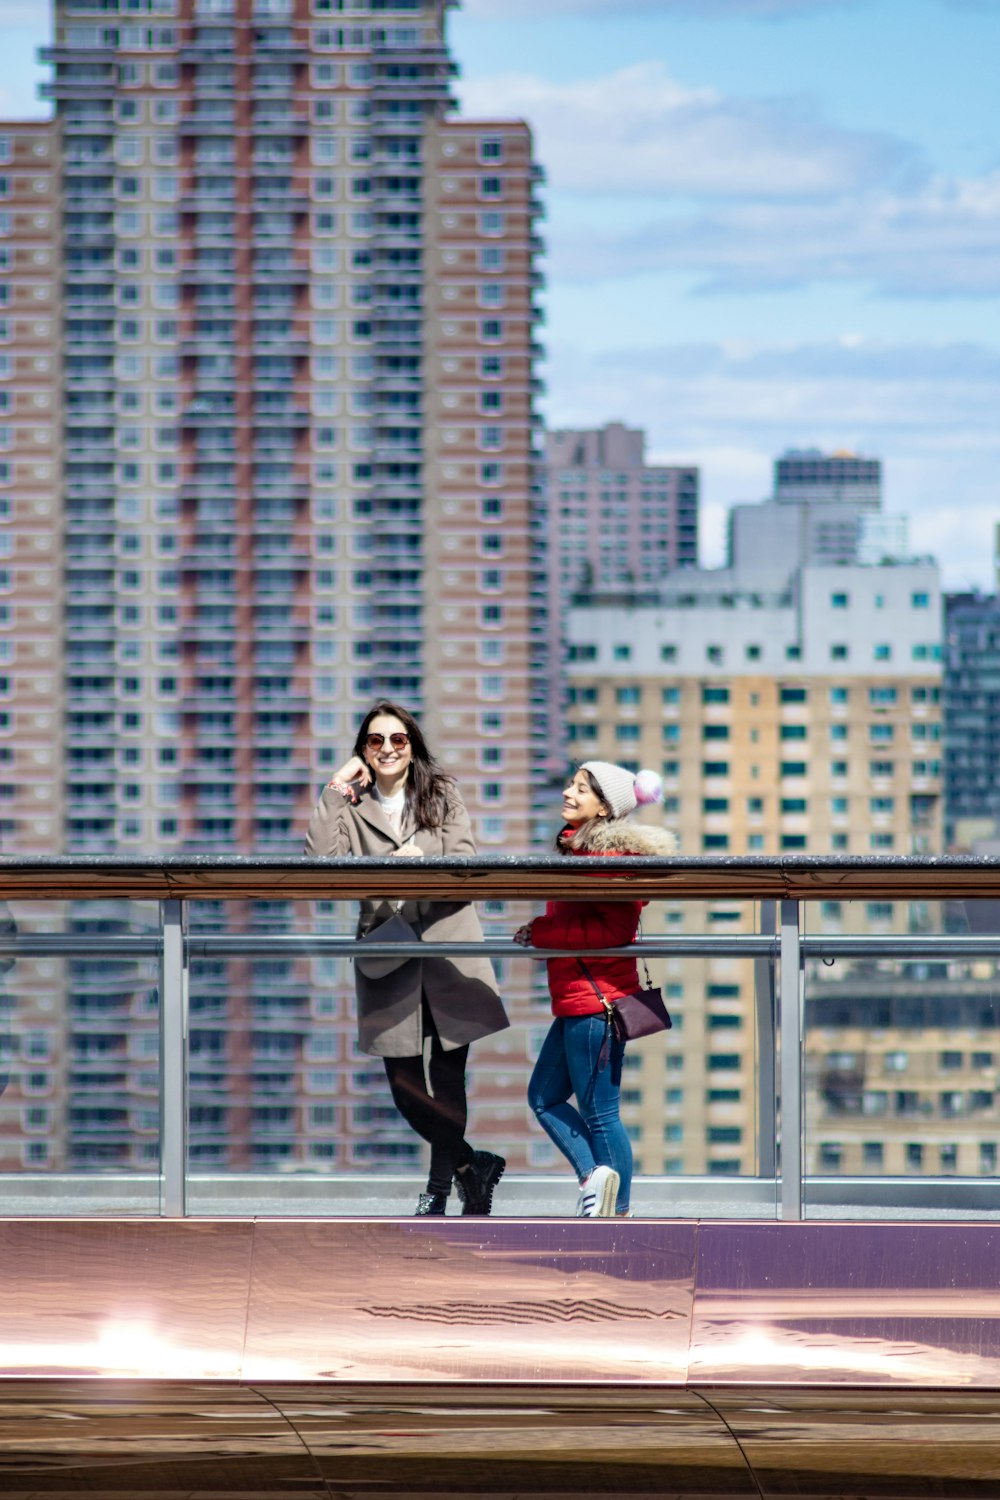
[455,1150,506,1217]
[414,1192,447,1216]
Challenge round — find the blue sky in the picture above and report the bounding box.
[451,0,1000,585]
[2,0,999,584]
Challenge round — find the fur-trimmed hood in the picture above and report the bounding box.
[569,819,678,857]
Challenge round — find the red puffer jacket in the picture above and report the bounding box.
[528,819,677,1018]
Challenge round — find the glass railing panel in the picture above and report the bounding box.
[184,896,543,1214]
[183,896,778,1219]
[802,897,1000,1219]
[632,897,776,1218]
[0,898,161,1214]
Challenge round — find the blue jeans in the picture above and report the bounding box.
[527,1014,632,1212]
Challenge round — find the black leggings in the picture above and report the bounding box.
[382,1001,474,1196]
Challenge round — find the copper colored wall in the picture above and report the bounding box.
[2,1218,1000,1494]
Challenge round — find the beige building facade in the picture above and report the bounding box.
[563,559,971,1182]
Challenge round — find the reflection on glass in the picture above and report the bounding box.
[804,899,1000,1203]
[183,898,775,1216]
[0,900,160,1206]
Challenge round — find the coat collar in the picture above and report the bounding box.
[353,787,417,845]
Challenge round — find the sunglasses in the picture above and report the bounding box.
[365,732,410,751]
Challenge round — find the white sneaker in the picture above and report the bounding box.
[575,1165,620,1218]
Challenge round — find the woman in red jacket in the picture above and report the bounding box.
[515,761,675,1217]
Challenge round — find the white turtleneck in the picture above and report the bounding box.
[373,783,406,837]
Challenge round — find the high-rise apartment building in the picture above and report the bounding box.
[0,0,546,1175]
[0,122,67,1174]
[39,0,545,858]
[0,123,62,857]
[546,422,698,603]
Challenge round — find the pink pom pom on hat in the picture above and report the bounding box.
[580,761,663,819]
[634,768,664,806]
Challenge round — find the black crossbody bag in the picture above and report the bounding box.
[576,952,672,1046]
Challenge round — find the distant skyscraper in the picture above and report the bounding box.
[728,447,903,585]
[943,591,1000,846]
[774,448,881,506]
[545,422,698,602]
[0,0,547,1174]
[541,421,697,786]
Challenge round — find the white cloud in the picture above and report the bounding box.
[462,0,860,15]
[464,0,983,13]
[543,337,1000,587]
[543,167,1000,297]
[458,62,914,199]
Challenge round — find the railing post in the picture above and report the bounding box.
[159,898,187,1217]
[779,898,803,1220]
[755,899,777,1179]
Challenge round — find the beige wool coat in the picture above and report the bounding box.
[304,783,509,1058]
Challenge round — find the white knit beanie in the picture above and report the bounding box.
[580,761,662,820]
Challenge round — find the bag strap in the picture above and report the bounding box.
[576,959,615,1071]
[579,934,653,995]
[576,958,614,1015]
[636,917,653,990]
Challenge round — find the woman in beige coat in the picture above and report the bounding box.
[305,700,509,1217]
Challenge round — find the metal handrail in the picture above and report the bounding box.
[3,933,1000,959]
[1,851,1000,901]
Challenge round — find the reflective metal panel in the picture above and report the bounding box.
[690,1223,1000,1385]
[243,1220,698,1384]
[0,1381,321,1495]
[708,1389,1000,1498]
[0,1220,254,1378]
[282,1384,756,1497]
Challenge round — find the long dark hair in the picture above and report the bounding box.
[556,767,610,853]
[353,700,455,832]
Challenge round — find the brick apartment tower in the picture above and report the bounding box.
[0,0,546,1175]
[0,122,66,1172]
